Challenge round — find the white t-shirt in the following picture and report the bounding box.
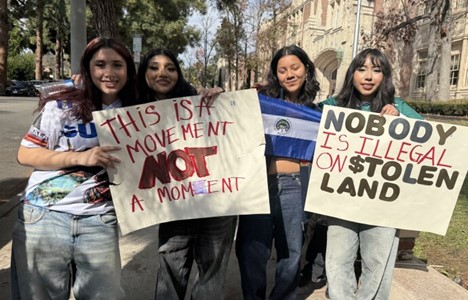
[21,99,122,215]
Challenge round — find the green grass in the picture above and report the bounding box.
[413,116,468,287]
[413,175,468,285]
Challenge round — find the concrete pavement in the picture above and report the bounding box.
[0,95,37,204]
[1,195,467,299]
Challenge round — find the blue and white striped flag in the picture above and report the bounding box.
[259,93,322,161]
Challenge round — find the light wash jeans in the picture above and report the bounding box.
[325,218,399,300]
[11,203,122,300]
[236,173,307,300]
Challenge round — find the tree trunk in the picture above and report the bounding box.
[399,43,413,99]
[90,0,120,39]
[425,0,454,102]
[438,0,452,101]
[54,38,62,80]
[425,3,439,102]
[244,38,248,88]
[228,60,232,91]
[35,1,44,80]
[234,12,239,90]
[0,0,8,95]
[398,1,417,99]
[438,36,452,101]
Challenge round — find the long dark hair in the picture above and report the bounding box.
[335,48,395,113]
[137,48,197,103]
[37,37,138,122]
[259,45,320,108]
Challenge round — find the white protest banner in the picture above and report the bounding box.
[92,89,269,235]
[305,106,468,235]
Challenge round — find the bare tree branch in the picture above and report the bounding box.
[382,14,429,37]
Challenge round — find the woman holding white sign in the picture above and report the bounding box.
[236,45,321,300]
[320,48,422,300]
[136,48,236,300]
[11,37,138,299]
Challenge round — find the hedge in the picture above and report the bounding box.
[406,100,468,117]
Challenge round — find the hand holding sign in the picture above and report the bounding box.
[93,89,270,235]
[306,106,468,235]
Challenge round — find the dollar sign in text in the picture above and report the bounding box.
[348,155,365,174]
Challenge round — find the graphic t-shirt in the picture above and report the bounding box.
[21,99,122,215]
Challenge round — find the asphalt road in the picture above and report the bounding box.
[0,96,38,202]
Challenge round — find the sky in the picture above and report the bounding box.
[183,5,221,66]
[188,5,221,34]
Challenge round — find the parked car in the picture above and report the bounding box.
[5,80,37,96]
[29,80,47,95]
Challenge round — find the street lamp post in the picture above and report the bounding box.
[352,0,363,58]
[70,0,86,75]
[133,34,142,69]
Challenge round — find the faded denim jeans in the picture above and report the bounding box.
[236,173,307,300]
[11,203,122,300]
[325,217,399,300]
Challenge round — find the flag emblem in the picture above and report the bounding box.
[259,93,322,161]
[274,118,291,134]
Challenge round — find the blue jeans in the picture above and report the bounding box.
[11,203,122,300]
[236,173,307,300]
[155,216,237,300]
[325,218,399,300]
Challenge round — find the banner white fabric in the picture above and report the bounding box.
[305,106,468,236]
[93,89,269,235]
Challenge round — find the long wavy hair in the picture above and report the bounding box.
[335,48,395,113]
[137,48,197,103]
[259,45,320,108]
[36,37,138,122]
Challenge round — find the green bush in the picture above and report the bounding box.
[7,53,35,81]
[407,100,468,117]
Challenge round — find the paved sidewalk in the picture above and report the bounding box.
[118,223,468,300]
[1,197,468,299]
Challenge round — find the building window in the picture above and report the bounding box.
[416,72,425,89]
[450,54,460,86]
[416,62,426,89]
[331,69,337,80]
[415,51,427,90]
[330,0,342,28]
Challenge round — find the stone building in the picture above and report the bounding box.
[410,0,468,100]
[251,0,468,250]
[259,0,468,101]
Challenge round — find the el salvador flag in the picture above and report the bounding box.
[259,93,322,161]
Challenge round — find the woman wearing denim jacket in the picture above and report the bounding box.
[320,48,422,300]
